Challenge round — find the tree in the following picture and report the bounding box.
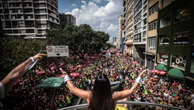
[0,37,46,79]
[46,24,110,55]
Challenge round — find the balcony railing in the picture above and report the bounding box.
[57,101,187,110]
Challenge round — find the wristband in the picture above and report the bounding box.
[30,57,35,62]
[64,75,71,83]
[135,77,141,84]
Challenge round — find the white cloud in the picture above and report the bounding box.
[72,3,77,7]
[107,24,117,32]
[81,0,87,5]
[67,0,123,39]
[92,0,104,3]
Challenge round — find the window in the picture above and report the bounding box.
[149,20,157,30]
[133,33,141,42]
[26,29,34,33]
[173,31,189,45]
[159,35,169,45]
[134,11,141,24]
[148,37,156,50]
[160,15,170,28]
[134,0,142,15]
[18,21,25,27]
[149,2,158,15]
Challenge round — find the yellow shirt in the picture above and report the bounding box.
[115,106,128,110]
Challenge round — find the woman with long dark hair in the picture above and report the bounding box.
[60,68,146,110]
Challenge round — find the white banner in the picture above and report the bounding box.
[46,46,69,57]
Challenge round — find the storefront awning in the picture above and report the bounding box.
[167,68,184,79]
[155,63,168,72]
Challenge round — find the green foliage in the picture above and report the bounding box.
[0,24,110,79]
[0,37,46,79]
[46,24,110,55]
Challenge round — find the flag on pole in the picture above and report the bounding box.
[36,77,64,88]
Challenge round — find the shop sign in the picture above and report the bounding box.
[171,55,186,70]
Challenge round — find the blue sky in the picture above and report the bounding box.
[58,0,123,41]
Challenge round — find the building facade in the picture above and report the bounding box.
[157,0,194,79]
[145,0,159,69]
[59,13,76,29]
[133,0,148,66]
[0,0,59,38]
[116,15,124,50]
[123,0,134,56]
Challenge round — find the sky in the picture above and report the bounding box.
[58,0,123,41]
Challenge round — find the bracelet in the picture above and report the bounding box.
[30,57,35,62]
[135,77,141,84]
[64,75,71,83]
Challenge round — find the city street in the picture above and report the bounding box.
[0,0,193,110]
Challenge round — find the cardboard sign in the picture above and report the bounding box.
[46,46,69,57]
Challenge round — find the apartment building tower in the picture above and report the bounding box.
[123,0,134,56]
[133,0,148,65]
[0,0,59,38]
[59,13,76,29]
[116,15,124,50]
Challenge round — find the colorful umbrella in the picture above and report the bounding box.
[70,72,80,77]
[56,74,65,77]
[90,56,96,59]
[159,71,167,75]
[155,63,168,72]
[150,69,160,74]
[76,65,83,68]
[69,67,75,71]
[36,71,45,75]
[167,68,184,79]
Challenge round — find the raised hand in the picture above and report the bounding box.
[59,68,67,75]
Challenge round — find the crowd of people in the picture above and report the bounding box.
[2,50,194,110]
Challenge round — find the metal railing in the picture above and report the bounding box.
[57,101,187,110]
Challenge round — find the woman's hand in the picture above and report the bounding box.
[59,68,67,75]
[138,69,147,78]
[32,53,47,61]
[1,53,47,93]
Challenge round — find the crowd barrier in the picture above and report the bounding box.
[57,101,187,110]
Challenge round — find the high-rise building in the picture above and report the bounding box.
[0,0,59,39]
[156,0,194,80]
[145,0,159,69]
[133,0,148,65]
[123,0,134,57]
[59,13,76,29]
[145,0,176,69]
[116,15,124,50]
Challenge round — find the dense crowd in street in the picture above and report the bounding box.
[2,50,194,110]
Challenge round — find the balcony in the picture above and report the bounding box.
[34,0,46,3]
[8,0,22,3]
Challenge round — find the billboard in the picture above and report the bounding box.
[46,46,69,57]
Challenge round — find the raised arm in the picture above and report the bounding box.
[1,53,47,96]
[112,70,146,101]
[60,68,91,103]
